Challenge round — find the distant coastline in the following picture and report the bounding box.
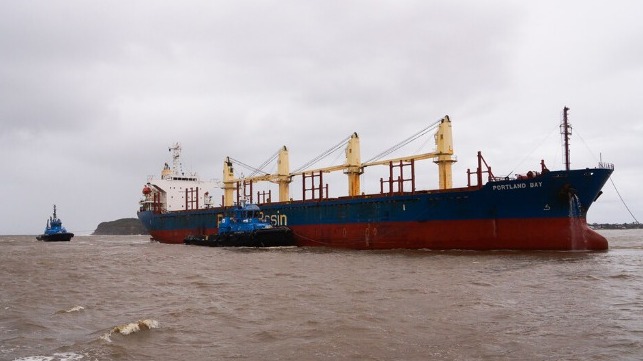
[93,218,148,235]
[590,222,642,230]
[3,221,638,237]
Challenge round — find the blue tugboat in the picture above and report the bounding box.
[36,205,74,242]
[184,202,293,247]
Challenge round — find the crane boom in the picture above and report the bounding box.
[362,151,443,168]
[221,115,456,206]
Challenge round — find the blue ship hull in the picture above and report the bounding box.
[138,167,613,250]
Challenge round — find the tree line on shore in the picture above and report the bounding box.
[590,222,642,230]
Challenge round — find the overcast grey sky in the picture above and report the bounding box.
[1,1,641,235]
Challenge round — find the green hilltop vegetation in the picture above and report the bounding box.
[93,218,148,235]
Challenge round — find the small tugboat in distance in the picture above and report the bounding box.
[184,201,293,247]
[36,205,74,242]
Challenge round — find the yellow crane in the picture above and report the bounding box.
[221,116,455,206]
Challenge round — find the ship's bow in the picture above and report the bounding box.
[568,166,613,250]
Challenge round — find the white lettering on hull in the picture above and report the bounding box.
[492,181,543,191]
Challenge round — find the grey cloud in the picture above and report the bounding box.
[0,1,641,234]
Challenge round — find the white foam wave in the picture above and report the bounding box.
[100,319,159,342]
[13,352,84,361]
[54,305,85,314]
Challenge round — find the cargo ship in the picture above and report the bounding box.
[137,108,614,250]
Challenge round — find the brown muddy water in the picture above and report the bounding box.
[1,230,642,361]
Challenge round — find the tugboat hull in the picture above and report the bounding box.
[36,232,74,242]
[184,227,293,247]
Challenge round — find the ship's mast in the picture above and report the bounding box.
[561,106,572,171]
[169,143,182,175]
[433,116,456,189]
[345,133,362,196]
[276,146,291,201]
[222,157,235,207]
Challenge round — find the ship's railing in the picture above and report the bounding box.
[598,162,614,170]
[379,159,416,195]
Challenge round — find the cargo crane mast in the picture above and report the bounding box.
[289,133,362,195]
[361,116,456,190]
[289,116,455,195]
[221,115,455,206]
[222,146,290,207]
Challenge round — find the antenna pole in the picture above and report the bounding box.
[561,106,572,171]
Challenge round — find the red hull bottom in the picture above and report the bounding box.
[150,217,607,251]
[293,217,607,250]
[150,228,218,245]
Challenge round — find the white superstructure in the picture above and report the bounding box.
[139,143,218,213]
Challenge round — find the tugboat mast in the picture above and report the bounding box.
[561,106,572,171]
